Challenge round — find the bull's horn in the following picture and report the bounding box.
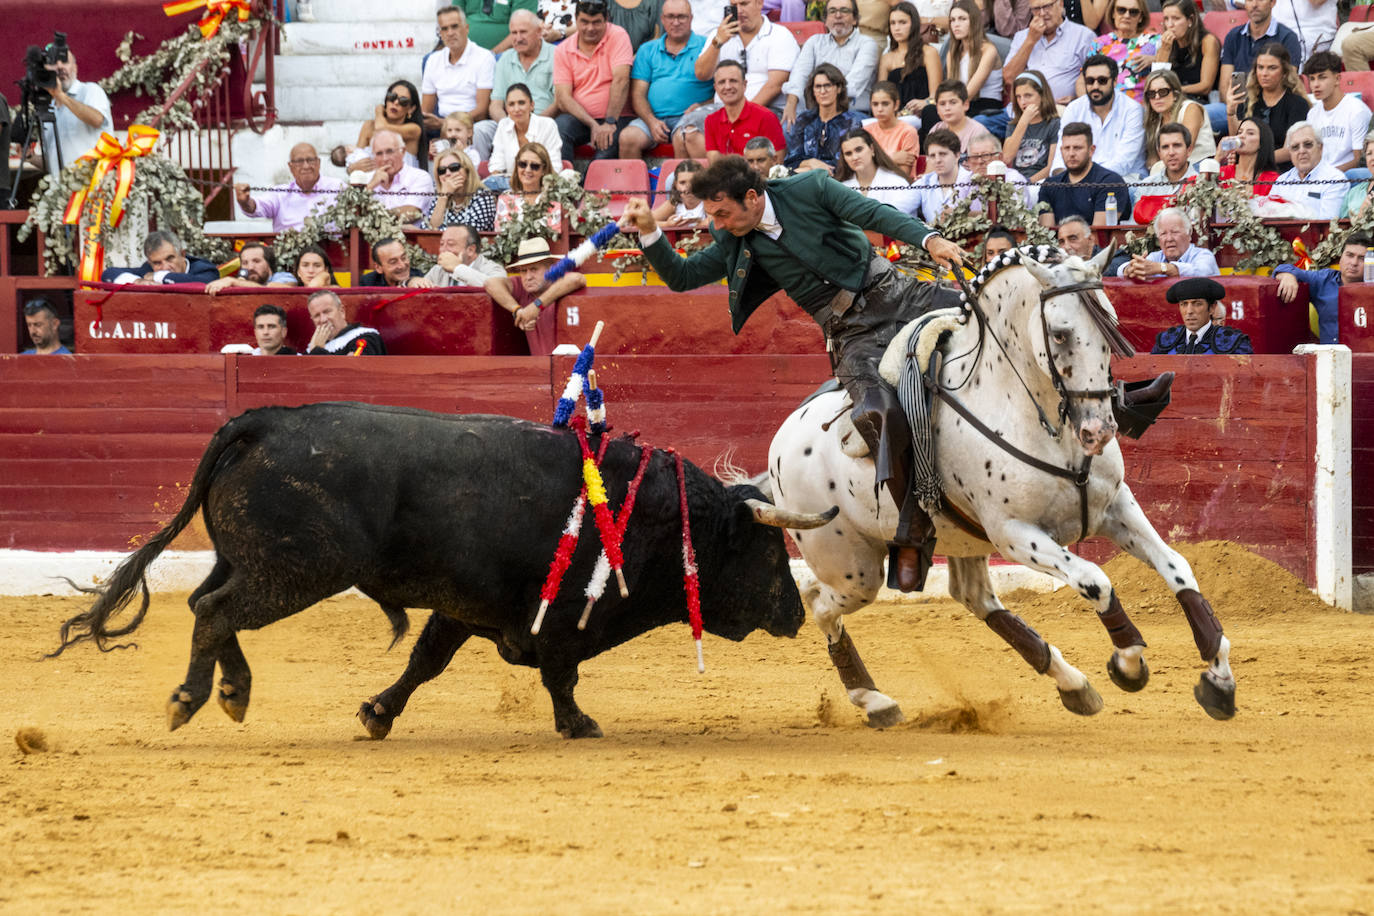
[745,499,839,530]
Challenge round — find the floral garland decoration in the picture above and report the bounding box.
[19,152,232,276]
[1167,176,1289,273]
[101,14,266,131]
[272,185,436,275]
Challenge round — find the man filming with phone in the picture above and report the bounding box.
[33,35,112,177]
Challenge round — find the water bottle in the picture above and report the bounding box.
[1364,248,1374,283]
[1104,193,1118,227]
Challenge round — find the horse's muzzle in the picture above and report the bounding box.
[1078,418,1117,456]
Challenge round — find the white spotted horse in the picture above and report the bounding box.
[767,245,1236,727]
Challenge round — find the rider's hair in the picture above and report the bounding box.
[690,155,766,203]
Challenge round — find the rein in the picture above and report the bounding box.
[934,262,1126,543]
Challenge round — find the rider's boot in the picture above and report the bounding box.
[1121,372,1174,407]
[851,387,935,593]
[1113,372,1174,439]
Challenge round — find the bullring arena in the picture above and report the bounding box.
[4,4,1374,911]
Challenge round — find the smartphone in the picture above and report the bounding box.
[1229,72,1246,97]
[724,3,738,21]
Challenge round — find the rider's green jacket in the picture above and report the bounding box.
[642,169,939,333]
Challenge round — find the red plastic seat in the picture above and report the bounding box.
[1147,11,1164,33]
[583,159,652,218]
[783,20,826,47]
[1351,5,1374,21]
[1342,71,1374,113]
[1203,10,1247,42]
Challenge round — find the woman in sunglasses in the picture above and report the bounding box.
[1087,0,1157,102]
[1141,69,1213,170]
[426,149,497,231]
[486,83,564,192]
[495,141,564,232]
[357,80,426,170]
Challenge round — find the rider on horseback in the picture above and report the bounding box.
[622,157,966,593]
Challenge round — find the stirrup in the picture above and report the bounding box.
[886,539,935,592]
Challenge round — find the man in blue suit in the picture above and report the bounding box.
[1151,277,1253,355]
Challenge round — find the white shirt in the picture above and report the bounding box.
[1274,159,1349,220]
[703,20,799,106]
[424,253,505,287]
[912,167,973,223]
[1117,243,1219,278]
[1272,0,1338,61]
[40,79,112,176]
[842,167,921,216]
[1008,20,1098,101]
[688,0,723,37]
[488,115,564,177]
[1308,94,1371,170]
[422,41,497,116]
[1051,92,1145,178]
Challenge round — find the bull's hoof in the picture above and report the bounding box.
[1106,652,1150,693]
[216,679,250,723]
[1058,682,1104,716]
[865,703,906,729]
[1194,673,1236,721]
[357,699,394,740]
[557,716,603,739]
[166,687,198,732]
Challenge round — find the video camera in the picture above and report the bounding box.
[22,32,70,98]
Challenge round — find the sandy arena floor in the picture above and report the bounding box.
[4,543,1373,914]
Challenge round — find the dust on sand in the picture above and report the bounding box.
[4,543,1373,914]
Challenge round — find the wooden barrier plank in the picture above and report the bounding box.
[0,408,228,436]
[0,355,227,408]
[0,433,211,460]
[0,458,204,486]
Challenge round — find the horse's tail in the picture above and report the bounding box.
[47,412,257,658]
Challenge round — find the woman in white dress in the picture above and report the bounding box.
[834,127,921,217]
[486,83,564,192]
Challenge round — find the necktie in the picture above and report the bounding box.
[1186,333,1198,354]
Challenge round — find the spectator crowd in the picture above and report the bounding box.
[26,0,1374,356]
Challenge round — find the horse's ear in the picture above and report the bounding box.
[1022,255,1057,288]
[1087,242,1116,278]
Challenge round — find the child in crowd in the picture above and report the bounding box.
[1303,52,1371,172]
[930,80,992,153]
[435,112,482,166]
[651,160,707,228]
[912,128,973,223]
[865,82,921,178]
[1002,71,1059,182]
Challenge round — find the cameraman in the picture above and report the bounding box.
[36,40,112,177]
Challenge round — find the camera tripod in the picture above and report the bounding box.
[6,84,63,209]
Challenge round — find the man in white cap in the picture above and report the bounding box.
[484,237,587,356]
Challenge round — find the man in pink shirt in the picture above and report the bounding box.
[365,129,435,226]
[234,143,344,231]
[553,0,634,162]
[700,60,785,161]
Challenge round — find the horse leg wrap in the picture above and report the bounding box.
[1098,590,1147,650]
[1177,588,1224,662]
[827,627,878,692]
[984,610,1052,675]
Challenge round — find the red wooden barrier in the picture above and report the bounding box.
[0,353,1332,588]
[1104,277,1311,355]
[1338,285,1374,352]
[1353,354,1374,577]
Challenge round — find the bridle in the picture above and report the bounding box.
[928,258,1134,542]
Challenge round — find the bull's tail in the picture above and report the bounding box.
[47,413,256,658]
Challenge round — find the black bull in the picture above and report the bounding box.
[50,402,836,738]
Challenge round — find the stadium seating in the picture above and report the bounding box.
[1204,10,1248,41]
[1341,71,1374,113]
[783,20,826,46]
[584,159,652,218]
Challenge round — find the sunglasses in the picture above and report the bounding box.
[437,163,465,175]
[517,161,544,170]
[385,92,414,106]
[1083,75,1112,86]
[1114,6,1142,15]
[1290,140,1318,151]
[1145,87,1175,99]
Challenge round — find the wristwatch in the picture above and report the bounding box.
[533,297,546,311]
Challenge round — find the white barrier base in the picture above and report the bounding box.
[0,550,1061,600]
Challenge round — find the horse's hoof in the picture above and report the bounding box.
[356,699,394,740]
[865,703,906,729]
[1194,674,1236,721]
[1058,682,1104,716]
[216,680,249,723]
[1107,653,1150,693]
[166,688,196,732]
[558,716,604,739]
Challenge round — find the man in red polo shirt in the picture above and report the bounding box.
[699,60,784,162]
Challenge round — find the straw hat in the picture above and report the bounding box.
[507,237,561,270]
